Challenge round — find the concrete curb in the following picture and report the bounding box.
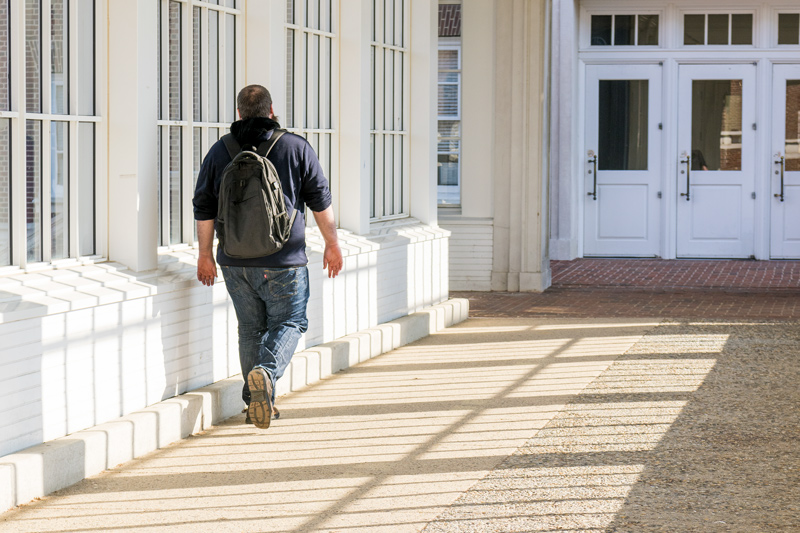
[0,298,469,512]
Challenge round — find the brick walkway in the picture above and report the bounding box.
[454,259,800,320]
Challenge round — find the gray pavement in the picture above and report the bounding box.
[2,317,799,532]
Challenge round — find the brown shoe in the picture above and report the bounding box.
[246,368,274,429]
[244,405,280,424]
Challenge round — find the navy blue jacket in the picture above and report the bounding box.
[192,117,332,267]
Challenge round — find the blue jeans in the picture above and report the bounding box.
[220,265,310,404]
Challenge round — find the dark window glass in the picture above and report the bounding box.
[692,80,743,171]
[638,14,659,46]
[786,81,800,171]
[731,14,752,45]
[0,0,10,110]
[684,14,705,45]
[778,14,800,45]
[591,15,612,46]
[707,14,728,45]
[598,80,649,171]
[614,15,634,45]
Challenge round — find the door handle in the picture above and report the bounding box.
[774,155,785,202]
[587,153,597,201]
[680,154,691,201]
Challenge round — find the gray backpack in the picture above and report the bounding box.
[216,130,296,259]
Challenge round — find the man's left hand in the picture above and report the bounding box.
[323,243,343,278]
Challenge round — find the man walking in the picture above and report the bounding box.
[193,84,342,429]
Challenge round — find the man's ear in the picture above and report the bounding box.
[237,108,241,119]
[269,104,275,119]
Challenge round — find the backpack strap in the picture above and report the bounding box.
[256,129,286,158]
[221,133,241,160]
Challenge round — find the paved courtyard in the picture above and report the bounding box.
[2,260,799,532]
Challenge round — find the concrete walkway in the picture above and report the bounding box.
[2,316,799,532]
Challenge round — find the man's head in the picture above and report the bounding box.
[237,85,273,120]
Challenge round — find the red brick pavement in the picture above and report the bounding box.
[453,259,800,320]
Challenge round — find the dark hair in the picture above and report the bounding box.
[237,85,273,119]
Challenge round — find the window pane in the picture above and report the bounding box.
[193,127,201,241]
[51,122,69,259]
[193,7,201,122]
[707,14,728,45]
[786,81,800,172]
[0,0,10,110]
[638,15,659,46]
[684,14,705,45]
[598,80,649,171]
[322,36,332,129]
[26,0,41,112]
[731,14,752,45]
[0,119,9,265]
[26,121,42,262]
[591,15,612,46]
[169,126,182,244]
[286,0,294,24]
[614,15,634,46]
[226,14,236,122]
[77,0,94,115]
[286,29,294,127]
[778,14,799,45]
[438,49,458,70]
[692,80,742,171]
[438,85,458,117]
[78,123,94,256]
[168,1,181,121]
[51,0,69,114]
[208,127,219,147]
[437,154,458,185]
[438,119,459,138]
[208,11,219,122]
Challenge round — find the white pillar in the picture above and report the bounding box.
[491,0,551,292]
[338,0,372,235]
[408,0,437,226]
[107,0,158,272]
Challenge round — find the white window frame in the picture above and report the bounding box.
[370,0,410,221]
[156,0,243,249]
[1,0,104,272]
[285,0,339,218]
[437,42,461,206]
[775,10,800,47]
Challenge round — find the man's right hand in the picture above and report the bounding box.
[197,254,218,286]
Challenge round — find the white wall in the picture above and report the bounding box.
[0,0,447,459]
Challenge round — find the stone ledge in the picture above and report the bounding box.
[0,298,469,512]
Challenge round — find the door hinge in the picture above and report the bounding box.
[752,192,757,199]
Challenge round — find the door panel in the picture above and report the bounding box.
[677,64,756,258]
[584,65,662,257]
[770,65,800,258]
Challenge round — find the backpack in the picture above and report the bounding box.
[216,130,297,259]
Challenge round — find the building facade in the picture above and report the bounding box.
[0,0,450,459]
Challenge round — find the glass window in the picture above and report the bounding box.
[78,123,95,256]
[691,80,743,171]
[77,0,94,115]
[685,13,753,46]
[778,14,800,45]
[286,0,335,195]
[50,122,69,259]
[0,0,9,111]
[26,0,41,113]
[0,119,9,266]
[370,0,408,219]
[591,14,659,46]
[51,0,68,115]
[26,121,42,262]
[786,81,800,172]
[598,80,648,171]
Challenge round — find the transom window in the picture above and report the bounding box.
[157,0,240,246]
[370,0,409,220]
[285,0,336,188]
[778,14,800,45]
[590,14,659,46]
[1,0,98,268]
[683,13,753,46]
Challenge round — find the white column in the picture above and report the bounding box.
[107,0,158,271]
[491,0,551,292]
[338,0,372,235]
[460,0,496,218]
[408,0,437,226]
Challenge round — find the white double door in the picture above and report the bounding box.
[585,63,760,258]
